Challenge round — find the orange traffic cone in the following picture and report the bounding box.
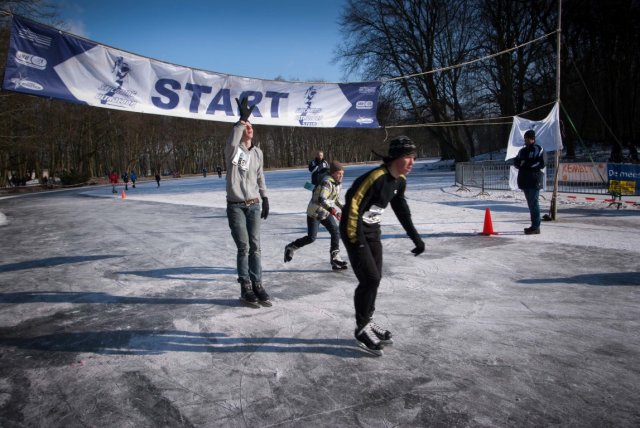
[121,190,126,200]
[481,208,496,235]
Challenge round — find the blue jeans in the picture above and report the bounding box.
[523,188,541,229]
[291,215,340,254]
[227,203,262,284]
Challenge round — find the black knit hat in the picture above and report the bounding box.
[524,129,536,139]
[384,136,417,162]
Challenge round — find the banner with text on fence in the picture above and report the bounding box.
[607,163,640,196]
[2,16,381,128]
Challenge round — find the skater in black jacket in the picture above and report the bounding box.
[340,136,425,356]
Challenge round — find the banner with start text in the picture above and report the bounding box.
[2,16,381,128]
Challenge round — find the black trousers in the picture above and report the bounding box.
[343,228,383,328]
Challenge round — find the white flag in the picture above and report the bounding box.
[505,102,562,160]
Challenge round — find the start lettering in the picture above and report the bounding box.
[151,79,289,118]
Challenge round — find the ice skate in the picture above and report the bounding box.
[524,227,540,235]
[252,282,272,307]
[239,280,260,308]
[370,320,393,345]
[330,250,348,270]
[284,244,297,263]
[355,323,383,356]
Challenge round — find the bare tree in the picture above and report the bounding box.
[336,0,484,161]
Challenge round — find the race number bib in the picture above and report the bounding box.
[232,148,251,171]
[362,204,384,224]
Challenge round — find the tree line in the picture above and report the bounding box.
[1,0,639,187]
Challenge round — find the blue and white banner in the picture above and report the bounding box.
[2,16,381,128]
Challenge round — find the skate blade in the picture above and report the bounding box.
[379,338,393,345]
[239,298,260,308]
[355,340,383,357]
[258,299,273,307]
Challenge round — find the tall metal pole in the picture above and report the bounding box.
[550,0,562,220]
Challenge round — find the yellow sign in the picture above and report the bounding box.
[608,180,636,195]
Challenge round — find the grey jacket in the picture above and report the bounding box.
[225,123,267,203]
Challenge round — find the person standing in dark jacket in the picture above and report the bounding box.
[340,136,425,356]
[308,150,329,186]
[514,129,545,235]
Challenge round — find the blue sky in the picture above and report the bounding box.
[50,0,350,82]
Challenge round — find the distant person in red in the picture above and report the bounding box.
[109,171,118,194]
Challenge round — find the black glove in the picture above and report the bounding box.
[261,197,269,219]
[411,239,425,256]
[235,97,255,122]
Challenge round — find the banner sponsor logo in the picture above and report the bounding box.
[356,117,374,125]
[17,26,51,48]
[356,100,374,109]
[358,86,377,95]
[558,163,607,184]
[8,75,44,91]
[15,51,47,70]
[608,163,640,195]
[95,56,138,108]
[297,85,322,126]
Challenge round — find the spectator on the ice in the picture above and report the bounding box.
[514,129,545,235]
[121,171,129,191]
[308,150,329,186]
[339,136,425,356]
[130,170,137,188]
[225,97,271,308]
[284,160,348,271]
[202,167,207,177]
[216,165,223,178]
[109,171,118,194]
[155,173,161,188]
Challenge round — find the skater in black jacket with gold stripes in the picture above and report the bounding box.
[339,136,425,356]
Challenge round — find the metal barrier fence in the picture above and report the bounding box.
[455,161,613,195]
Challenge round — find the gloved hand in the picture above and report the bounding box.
[329,207,341,221]
[261,197,269,219]
[411,239,425,256]
[235,97,255,122]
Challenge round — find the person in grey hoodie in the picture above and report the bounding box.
[225,97,271,308]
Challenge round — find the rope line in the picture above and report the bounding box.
[384,30,558,82]
[570,59,622,147]
[384,101,557,129]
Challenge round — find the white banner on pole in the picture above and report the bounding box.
[505,102,562,161]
